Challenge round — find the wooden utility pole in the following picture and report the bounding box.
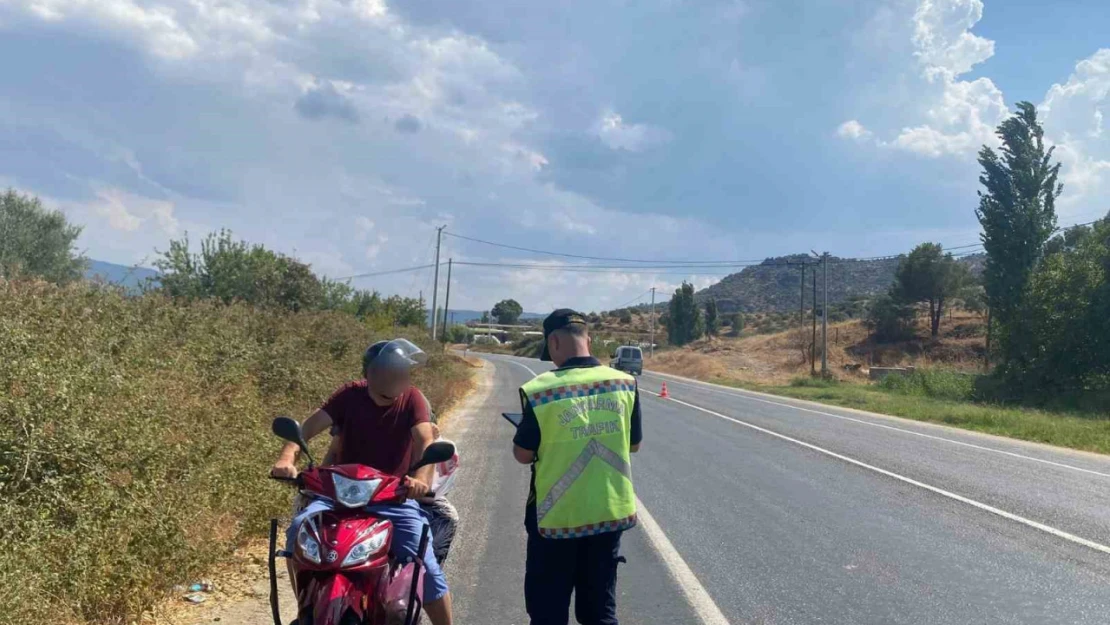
[822,252,829,377]
[430,225,445,341]
[799,264,806,330]
[649,287,656,358]
[440,258,452,341]
[811,271,817,375]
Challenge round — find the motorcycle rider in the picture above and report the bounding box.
[271,339,453,625]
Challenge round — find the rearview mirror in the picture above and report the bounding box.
[412,440,456,471]
[272,416,315,466]
[610,352,617,359]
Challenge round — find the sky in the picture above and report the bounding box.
[0,0,1107,312]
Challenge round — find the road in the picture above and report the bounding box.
[446,354,1110,625]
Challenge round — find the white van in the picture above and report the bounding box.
[609,345,643,375]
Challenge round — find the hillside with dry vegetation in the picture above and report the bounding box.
[649,310,987,386]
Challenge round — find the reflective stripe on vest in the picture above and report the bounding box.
[522,365,638,539]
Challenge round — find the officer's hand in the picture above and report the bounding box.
[405,476,431,500]
[270,459,298,480]
[430,423,441,440]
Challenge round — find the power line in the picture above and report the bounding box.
[443,231,768,265]
[336,264,436,281]
[612,289,653,310]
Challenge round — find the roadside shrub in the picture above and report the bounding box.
[865,293,917,343]
[0,280,470,625]
[789,376,839,388]
[879,369,977,402]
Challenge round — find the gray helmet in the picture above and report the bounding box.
[362,338,427,374]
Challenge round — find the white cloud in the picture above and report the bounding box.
[891,0,1006,157]
[836,119,872,141]
[1040,49,1110,217]
[910,0,994,76]
[86,188,178,234]
[845,0,1006,158]
[594,110,672,152]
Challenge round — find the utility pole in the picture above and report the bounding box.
[799,264,806,330]
[649,287,656,358]
[822,252,829,377]
[440,258,452,341]
[811,271,817,375]
[430,225,445,341]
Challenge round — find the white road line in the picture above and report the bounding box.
[501,357,544,378]
[642,389,1110,557]
[643,371,1110,479]
[635,498,732,625]
[494,356,732,625]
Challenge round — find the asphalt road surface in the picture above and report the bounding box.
[445,355,1110,624]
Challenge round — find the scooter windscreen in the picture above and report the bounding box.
[502,412,523,428]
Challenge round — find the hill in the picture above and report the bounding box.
[692,253,985,314]
[85,259,160,292]
[432,309,544,326]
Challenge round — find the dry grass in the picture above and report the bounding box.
[650,311,988,386]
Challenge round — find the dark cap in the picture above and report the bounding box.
[539,308,588,361]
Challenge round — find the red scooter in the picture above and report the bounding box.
[268,416,456,625]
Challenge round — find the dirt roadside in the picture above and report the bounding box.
[152,359,488,625]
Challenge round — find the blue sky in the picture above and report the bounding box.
[0,0,1107,311]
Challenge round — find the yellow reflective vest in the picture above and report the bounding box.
[521,365,638,538]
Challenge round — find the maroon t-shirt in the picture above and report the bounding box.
[321,381,430,478]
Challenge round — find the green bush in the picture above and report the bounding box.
[0,280,470,625]
[789,376,839,388]
[879,369,977,402]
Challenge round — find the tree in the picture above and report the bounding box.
[704,299,719,337]
[1019,218,1110,397]
[491,299,524,325]
[865,292,917,343]
[445,324,473,344]
[665,281,703,346]
[156,229,324,311]
[976,102,1062,368]
[727,312,745,337]
[892,243,971,337]
[0,189,86,283]
[618,309,632,324]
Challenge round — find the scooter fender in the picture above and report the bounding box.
[379,562,425,624]
[309,574,368,625]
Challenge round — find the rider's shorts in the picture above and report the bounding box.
[286,498,449,602]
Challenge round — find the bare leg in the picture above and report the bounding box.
[424,593,453,625]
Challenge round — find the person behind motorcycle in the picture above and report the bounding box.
[271,338,454,625]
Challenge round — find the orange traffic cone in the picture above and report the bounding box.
[660,382,669,398]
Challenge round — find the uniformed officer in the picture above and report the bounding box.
[513,309,643,625]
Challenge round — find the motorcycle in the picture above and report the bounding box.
[268,416,456,625]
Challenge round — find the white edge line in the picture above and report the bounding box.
[635,498,733,625]
[493,356,732,625]
[644,371,1110,479]
[642,389,1110,557]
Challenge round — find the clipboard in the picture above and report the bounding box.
[501,412,524,428]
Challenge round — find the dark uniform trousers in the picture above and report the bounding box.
[525,530,624,625]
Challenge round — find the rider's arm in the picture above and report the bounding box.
[408,390,436,493]
[322,429,342,465]
[273,408,333,477]
[513,390,539,464]
[275,408,333,465]
[410,422,437,489]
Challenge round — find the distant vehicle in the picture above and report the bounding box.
[609,346,643,375]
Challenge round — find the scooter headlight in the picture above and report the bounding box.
[332,474,381,508]
[297,523,322,564]
[341,531,389,568]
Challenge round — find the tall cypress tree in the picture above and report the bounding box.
[975,102,1062,371]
